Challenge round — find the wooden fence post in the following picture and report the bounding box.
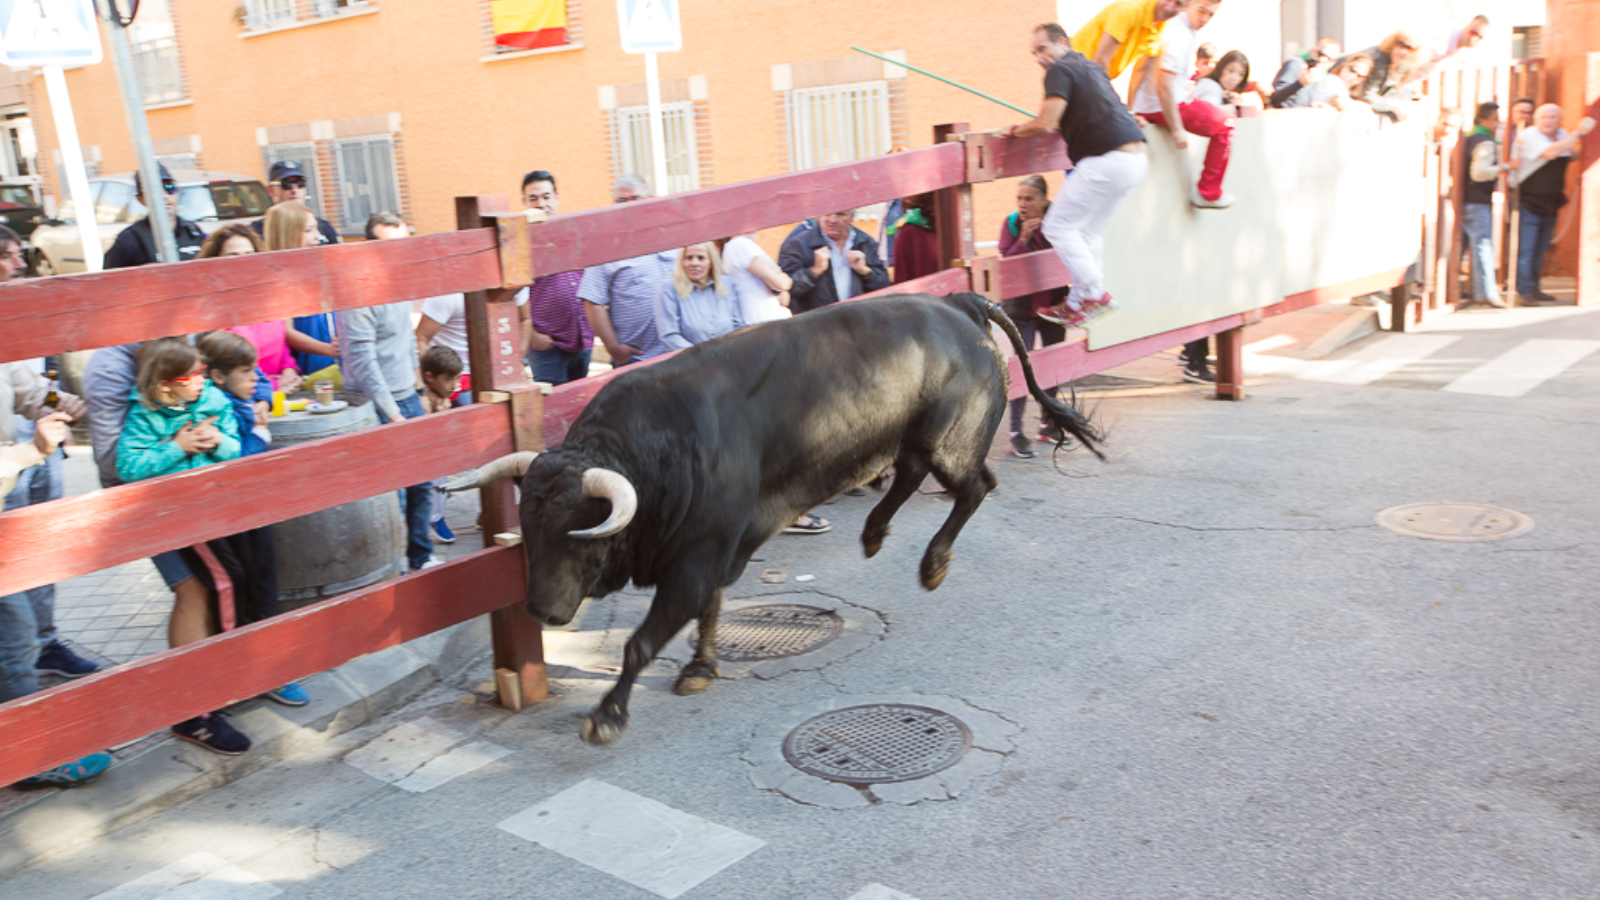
[456,194,548,710]
[1214,326,1245,400]
[933,123,978,284]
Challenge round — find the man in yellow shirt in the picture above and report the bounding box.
[1072,0,1189,96]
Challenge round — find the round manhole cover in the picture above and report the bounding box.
[1374,502,1534,542]
[692,604,843,661]
[782,704,973,784]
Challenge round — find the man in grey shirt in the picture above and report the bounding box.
[338,212,433,571]
[579,175,674,367]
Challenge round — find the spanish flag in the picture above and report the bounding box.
[493,0,567,49]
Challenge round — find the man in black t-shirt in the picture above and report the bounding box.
[1003,22,1147,329]
[103,164,206,269]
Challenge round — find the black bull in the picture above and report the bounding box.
[451,291,1103,744]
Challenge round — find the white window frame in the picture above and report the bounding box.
[785,80,890,171]
[609,101,699,196]
[155,152,199,172]
[333,135,400,233]
[265,141,322,216]
[245,0,296,29]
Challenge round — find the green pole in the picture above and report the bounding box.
[850,46,1035,118]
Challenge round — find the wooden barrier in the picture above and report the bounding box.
[0,119,1417,786]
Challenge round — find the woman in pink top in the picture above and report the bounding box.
[198,223,334,391]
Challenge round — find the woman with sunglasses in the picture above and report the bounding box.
[1349,30,1424,122]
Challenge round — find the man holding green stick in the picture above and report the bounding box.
[1000,23,1147,329]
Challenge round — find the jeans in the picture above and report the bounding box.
[1516,207,1558,297]
[1462,203,1500,302]
[1009,317,1066,435]
[530,347,592,385]
[1042,149,1149,305]
[3,441,61,645]
[1144,99,1234,202]
[0,590,40,703]
[375,392,433,570]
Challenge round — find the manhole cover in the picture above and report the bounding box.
[1374,502,1534,542]
[691,604,843,661]
[781,704,973,784]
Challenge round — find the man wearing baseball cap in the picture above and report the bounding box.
[103,163,207,269]
[253,160,340,246]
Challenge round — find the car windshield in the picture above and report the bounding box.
[175,181,272,221]
[0,187,34,210]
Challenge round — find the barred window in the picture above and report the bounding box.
[610,101,699,195]
[128,0,184,105]
[786,81,890,171]
[244,0,374,32]
[155,152,199,172]
[334,136,399,232]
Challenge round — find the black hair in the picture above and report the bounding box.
[0,223,21,252]
[522,170,557,192]
[1475,101,1500,124]
[422,345,464,380]
[1204,50,1251,91]
[1033,22,1068,43]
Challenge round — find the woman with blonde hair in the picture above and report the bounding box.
[1351,30,1423,121]
[655,242,744,350]
[256,202,340,376]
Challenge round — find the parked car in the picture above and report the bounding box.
[0,181,45,252]
[30,170,273,275]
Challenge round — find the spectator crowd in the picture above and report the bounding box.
[2,0,1590,789]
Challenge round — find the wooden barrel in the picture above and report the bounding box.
[267,392,405,609]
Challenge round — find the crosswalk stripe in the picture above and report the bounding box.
[89,852,281,900]
[1297,334,1460,385]
[343,717,511,793]
[847,886,922,900]
[1441,339,1600,397]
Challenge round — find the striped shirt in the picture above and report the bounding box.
[578,250,677,360]
[520,271,592,355]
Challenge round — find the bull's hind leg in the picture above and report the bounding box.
[919,463,999,591]
[862,455,931,558]
[581,585,700,746]
[674,587,723,696]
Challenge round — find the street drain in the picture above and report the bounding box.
[782,704,973,785]
[1375,502,1534,542]
[691,604,843,661]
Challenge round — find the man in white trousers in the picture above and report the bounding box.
[1003,23,1148,329]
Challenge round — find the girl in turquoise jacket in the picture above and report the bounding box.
[117,338,240,484]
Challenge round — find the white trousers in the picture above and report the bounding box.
[1040,149,1148,305]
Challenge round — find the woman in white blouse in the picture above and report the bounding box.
[719,232,792,324]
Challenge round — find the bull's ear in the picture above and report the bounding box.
[567,468,637,539]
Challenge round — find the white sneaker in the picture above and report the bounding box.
[411,558,445,573]
[1191,190,1235,209]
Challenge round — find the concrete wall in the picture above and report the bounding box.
[1087,111,1421,348]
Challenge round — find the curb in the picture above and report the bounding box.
[0,617,490,878]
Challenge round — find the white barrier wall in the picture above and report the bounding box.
[1085,109,1422,349]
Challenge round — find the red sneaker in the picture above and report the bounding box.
[1065,292,1118,327]
[1036,301,1075,327]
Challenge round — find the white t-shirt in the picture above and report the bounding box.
[721,236,791,324]
[1511,127,1570,188]
[419,291,527,374]
[1131,14,1199,115]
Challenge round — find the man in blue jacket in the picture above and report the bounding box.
[777,210,890,315]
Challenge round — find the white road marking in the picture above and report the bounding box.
[344,717,510,793]
[1297,334,1460,385]
[89,852,282,900]
[1441,339,1600,398]
[847,886,923,900]
[497,778,765,899]
[393,740,512,793]
[1244,333,1298,353]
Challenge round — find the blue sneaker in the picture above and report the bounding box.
[36,641,101,678]
[432,518,456,543]
[20,751,112,787]
[172,713,251,755]
[262,682,310,707]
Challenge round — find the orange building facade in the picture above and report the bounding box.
[26,0,1062,246]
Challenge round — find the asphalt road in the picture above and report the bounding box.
[8,306,1600,900]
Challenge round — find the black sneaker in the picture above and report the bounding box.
[1181,364,1216,384]
[1010,434,1035,459]
[172,712,251,756]
[35,641,101,678]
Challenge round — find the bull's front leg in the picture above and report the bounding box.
[581,583,699,746]
[674,587,723,696]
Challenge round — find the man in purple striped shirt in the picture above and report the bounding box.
[520,170,595,385]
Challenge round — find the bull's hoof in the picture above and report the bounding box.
[673,663,720,696]
[580,710,627,745]
[920,549,952,591]
[862,526,888,558]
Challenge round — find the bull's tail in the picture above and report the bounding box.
[981,300,1106,461]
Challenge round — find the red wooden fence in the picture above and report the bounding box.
[0,123,1407,786]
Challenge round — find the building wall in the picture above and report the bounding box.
[32,0,1058,246]
[1540,0,1597,296]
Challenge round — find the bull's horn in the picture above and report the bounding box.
[444,451,540,493]
[568,468,638,539]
